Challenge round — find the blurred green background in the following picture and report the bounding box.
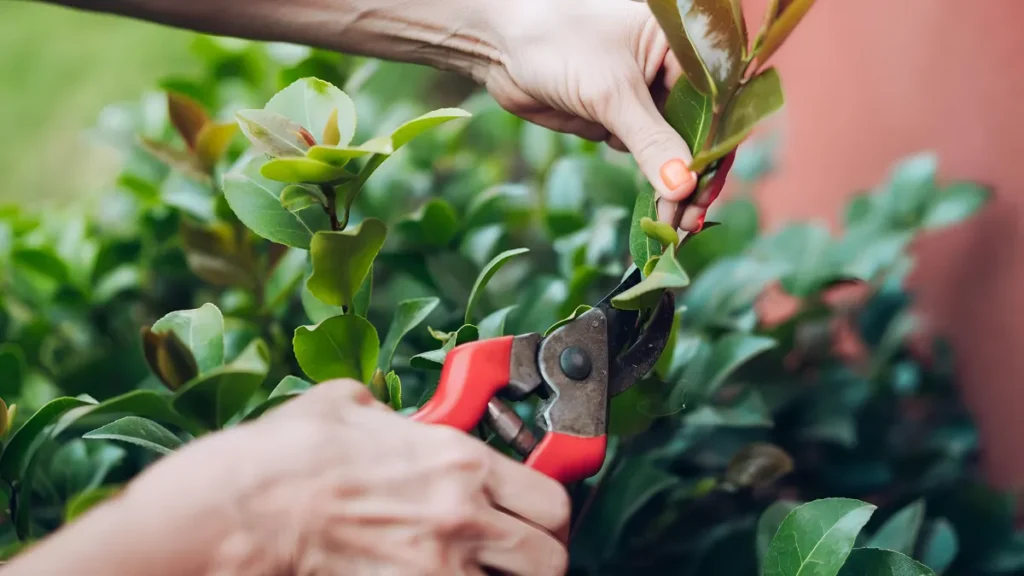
[0,2,199,209]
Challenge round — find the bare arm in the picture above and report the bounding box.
[48,0,509,83]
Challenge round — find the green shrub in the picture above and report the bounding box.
[0,5,1020,576]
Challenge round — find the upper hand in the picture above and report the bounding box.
[485,0,713,232]
[120,380,571,575]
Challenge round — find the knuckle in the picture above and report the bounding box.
[431,501,479,536]
[302,379,376,408]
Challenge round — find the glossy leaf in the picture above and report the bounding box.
[396,198,460,249]
[172,339,270,429]
[724,442,794,491]
[279,184,328,211]
[763,498,876,576]
[265,77,357,148]
[264,248,308,312]
[758,500,802,568]
[640,217,679,248]
[478,306,516,339]
[301,279,346,324]
[755,0,819,67]
[612,243,690,310]
[837,549,936,576]
[151,303,225,374]
[83,416,183,456]
[664,74,714,152]
[390,108,471,148]
[306,137,394,166]
[410,325,478,370]
[141,328,199,391]
[0,397,92,482]
[920,519,958,575]
[385,371,402,410]
[242,376,312,421]
[647,1,716,96]
[868,499,925,555]
[465,248,530,324]
[694,68,785,172]
[322,107,341,146]
[236,108,312,157]
[194,122,238,170]
[260,156,351,184]
[754,221,837,297]
[53,390,193,437]
[168,92,209,148]
[629,187,660,269]
[294,314,380,383]
[923,182,991,230]
[65,486,121,523]
[379,297,441,371]
[223,157,332,249]
[307,218,387,309]
[545,305,592,336]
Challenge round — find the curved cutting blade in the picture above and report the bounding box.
[606,290,675,397]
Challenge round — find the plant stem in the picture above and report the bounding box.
[322,184,341,231]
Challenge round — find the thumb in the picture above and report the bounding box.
[602,75,697,207]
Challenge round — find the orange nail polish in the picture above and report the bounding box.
[660,159,694,191]
[695,214,705,231]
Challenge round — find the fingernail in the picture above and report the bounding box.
[695,214,706,231]
[681,205,704,232]
[660,159,696,199]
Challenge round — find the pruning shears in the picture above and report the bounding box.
[411,269,674,484]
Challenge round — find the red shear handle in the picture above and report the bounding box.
[411,336,514,431]
[525,433,607,484]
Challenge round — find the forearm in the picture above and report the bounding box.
[46,0,520,82]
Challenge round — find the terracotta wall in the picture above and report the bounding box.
[740,0,1024,488]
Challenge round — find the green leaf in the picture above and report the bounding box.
[141,328,199,391]
[920,519,958,575]
[755,0,819,67]
[410,325,478,370]
[83,416,184,456]
[647,0,720,96]
[301,276,346,323]
[837,549,936,576]
[306,137,394,166]
[664,74,714,152]
[478,306,516,339]
[172,339,271,429]
[694,68,785,172]
[686,389,773,428]
[242,376,313,421]
[545,305,592,337]
[264,248,308,312]
[640,217,679,248]
[294,315,380,383]
[684,257,785,330]
[235,108,312,157]
[52,390,193,437]
[758,500,802,569]
[385,371,402,410]
[265,77,357,148]
[195,122,238,170]
[754,222,837,297]
[868,499,926,555]
[724,442,793,491]
[629,187,660,269]
[260,156,351,184]
[0,397,92,482]
[11,247,68,283]
[390,108,471,148]
[611,243,690,310]
[223,157,332,249]
[279,184,328,211]
[307,218,387,309]
[465,248,530,324]
[379,297,441,371]
[923,182,990,230]
[65,486,121,523]
[396,198,460,248]
[151,303,225,374]
[572,458,679,562]
[704,334,776,398]
[763,498,877,576]
[844,193,873,228]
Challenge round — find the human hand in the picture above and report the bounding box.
[485,0,715,232]
[95,380,570,575]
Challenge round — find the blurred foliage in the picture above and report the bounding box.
[0,11,1018,576]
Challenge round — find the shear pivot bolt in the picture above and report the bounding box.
[560,346,591,380]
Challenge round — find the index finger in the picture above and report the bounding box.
[483,447,572,542]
